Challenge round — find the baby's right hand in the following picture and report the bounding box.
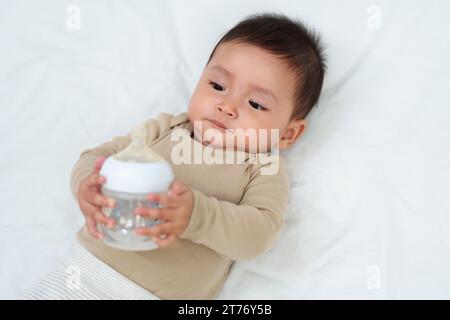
[76,157,115,239]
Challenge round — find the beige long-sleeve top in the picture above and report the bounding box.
[70,112,289,300]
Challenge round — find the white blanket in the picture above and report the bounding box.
[1,0,449,299]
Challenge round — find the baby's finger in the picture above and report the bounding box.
[134,207,172,221]
[83,200,113,226]
[84,174,107,189]
[88,192,115,209]
[148,192,175,209]
[93,157,106,174]
[94,209,114,227]
[169,180,188,196]
[86,216,103,239]
[153,234,177,248]
[135,222,174,238]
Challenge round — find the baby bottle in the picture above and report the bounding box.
[98,123,174,251]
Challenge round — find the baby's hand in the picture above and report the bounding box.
[134,180,194,248]
[76,157,116,239]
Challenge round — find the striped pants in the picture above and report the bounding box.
[23,242,161,300]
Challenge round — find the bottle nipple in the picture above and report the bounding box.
[113,123,165,163]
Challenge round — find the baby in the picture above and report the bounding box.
[26,12,326,300]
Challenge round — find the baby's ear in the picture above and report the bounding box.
[296,119,307,136]
[278,119,307,150]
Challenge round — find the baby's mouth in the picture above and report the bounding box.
[208,119,226,129]
[207,119,234,132]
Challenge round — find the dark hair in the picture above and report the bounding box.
[206,12,327,120]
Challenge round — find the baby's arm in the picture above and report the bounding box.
[179,158,290,261]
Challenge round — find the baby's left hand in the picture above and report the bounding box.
[134,180,194,248]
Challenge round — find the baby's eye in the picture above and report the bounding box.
[209,81,224,91]
[249,100,267,111]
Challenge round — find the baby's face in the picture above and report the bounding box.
[188,41,305,153]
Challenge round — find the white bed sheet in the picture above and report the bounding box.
[1,0,449,299]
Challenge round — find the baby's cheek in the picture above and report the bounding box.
[238,130,272,153]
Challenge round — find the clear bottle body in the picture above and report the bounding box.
[99,186,163,251]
